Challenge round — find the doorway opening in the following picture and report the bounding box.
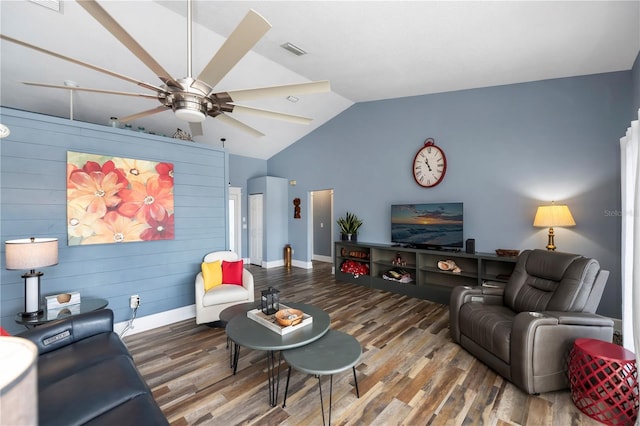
[309,189,334,263]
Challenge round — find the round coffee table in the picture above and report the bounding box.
[281,330,362,425]
[225,302,330,407]
[219,302,259,370]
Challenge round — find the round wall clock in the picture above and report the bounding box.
[412,138,447,188]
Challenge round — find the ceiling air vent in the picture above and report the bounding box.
[281,42,306,56]
[30,0,62,13]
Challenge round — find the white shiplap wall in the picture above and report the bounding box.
[0,108,228,334]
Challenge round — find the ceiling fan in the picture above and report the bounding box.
[0,0,330,137]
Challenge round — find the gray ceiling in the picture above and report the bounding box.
[1,1,638,159]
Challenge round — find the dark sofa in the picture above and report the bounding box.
[19,309,168,426]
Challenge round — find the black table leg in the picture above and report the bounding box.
[266,350,282,407]
[317,375,326,426]
[282,366,292,408]
[353,366,360,398]
[232,343,240,374]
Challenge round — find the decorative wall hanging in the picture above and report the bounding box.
[293,198,301,219]
[67,151,174,245]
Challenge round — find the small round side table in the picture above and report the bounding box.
[568,338,638,425]
[281,330,361,426]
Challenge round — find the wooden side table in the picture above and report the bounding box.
[568,338,638,425]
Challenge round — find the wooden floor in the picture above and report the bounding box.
[123,262,600,426]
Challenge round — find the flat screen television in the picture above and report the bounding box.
[391,202,463,249]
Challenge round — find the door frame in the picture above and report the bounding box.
[248,193,264,266]
[228,186,242,256]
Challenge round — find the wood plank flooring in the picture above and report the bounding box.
[123,261,601,426]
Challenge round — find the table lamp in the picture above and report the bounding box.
[0,336,38,425]
[533,203,576,251]
[5,237,58,317]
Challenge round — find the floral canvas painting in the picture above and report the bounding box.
[67,151,174,245]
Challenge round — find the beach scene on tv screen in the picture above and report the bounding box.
[391,203,463,247]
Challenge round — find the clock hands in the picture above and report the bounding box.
[424,158,432,172]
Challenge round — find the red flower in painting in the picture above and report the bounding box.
[81,160,129,187]
[118,176,174,223]
[141,214,174,241]
[156,162,174,187]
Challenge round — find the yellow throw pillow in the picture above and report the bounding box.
[201,260,222,291]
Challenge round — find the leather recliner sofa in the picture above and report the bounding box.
[449,249,614,394]
[19,309,168,426]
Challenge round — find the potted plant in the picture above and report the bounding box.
[337,211,363,241]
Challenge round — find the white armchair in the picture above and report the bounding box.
[195,251,255,325]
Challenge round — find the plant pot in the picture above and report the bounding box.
[341,233,356,241]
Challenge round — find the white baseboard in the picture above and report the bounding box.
[292,259,313,269]
[262,259,285,268]
[312,254,333,263]
[115,304,196,337]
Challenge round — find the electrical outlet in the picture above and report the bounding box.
[130,295,140,309]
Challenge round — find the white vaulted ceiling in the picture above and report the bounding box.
[1,1,638,159]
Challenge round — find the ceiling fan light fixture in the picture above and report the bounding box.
[172,94,207,123]
[175,108,206,123]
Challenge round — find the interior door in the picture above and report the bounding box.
[248,193,263,266]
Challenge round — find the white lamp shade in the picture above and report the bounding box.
[533,205,576,228]
[5,238,58,270]
[0,337,38,425]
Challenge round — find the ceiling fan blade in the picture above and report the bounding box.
[119,106,169,123]
[227,81,331,102]
[231,105,312,125]
[0,35,166,94]
[77,0,179,88]
[215,113,264,138]
[21,82,159,99]
[189,121,203,137]
[197,9,271,89]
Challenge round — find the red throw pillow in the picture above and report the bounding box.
[0,326,11,336]
[222,260,244,286]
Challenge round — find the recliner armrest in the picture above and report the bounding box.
[450,286,481,343]
[17,309,114,355]
[539,311,614,327]
[510,310,614,393]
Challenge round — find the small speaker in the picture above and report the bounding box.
[465,239,475,254]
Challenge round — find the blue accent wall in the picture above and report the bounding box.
[1,108,227,334]
[267,71,632,318]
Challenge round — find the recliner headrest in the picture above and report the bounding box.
[525,249,582,282]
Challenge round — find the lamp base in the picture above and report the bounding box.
[546,227,557,251]
[21,272,44,318]
[19,310,43,318]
